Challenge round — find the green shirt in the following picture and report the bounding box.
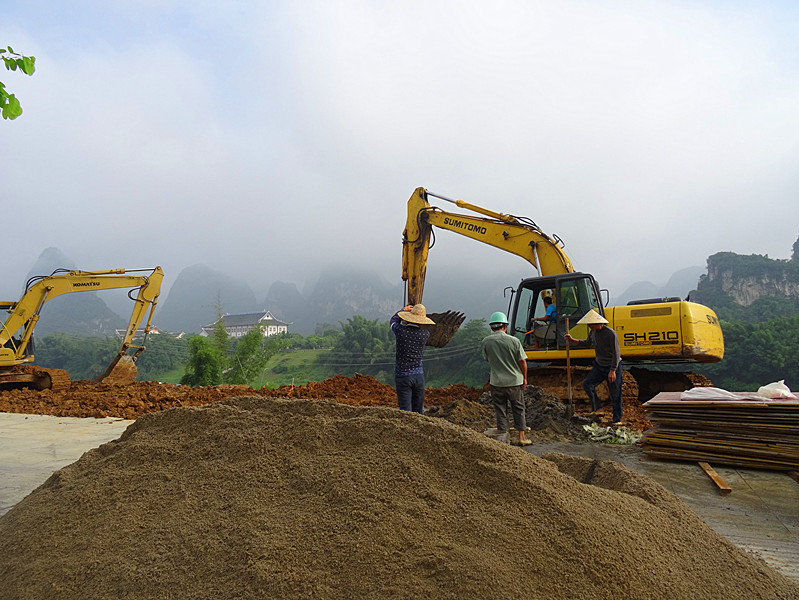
[480,330,527,387]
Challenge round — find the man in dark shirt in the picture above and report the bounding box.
[390,304,435,414]
[564,309,623,424]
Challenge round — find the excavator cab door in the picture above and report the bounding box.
[510,272,604,350]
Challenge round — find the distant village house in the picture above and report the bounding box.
[200,311,290,338]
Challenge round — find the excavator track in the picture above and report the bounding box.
[0,365,72,392]
[35,367,72,392]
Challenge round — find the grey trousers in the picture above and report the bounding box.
[490,384,528,432]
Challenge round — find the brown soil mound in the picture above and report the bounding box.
[1,397,795,600]
[0,372,652,432]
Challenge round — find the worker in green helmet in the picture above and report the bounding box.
[480,311,531,446]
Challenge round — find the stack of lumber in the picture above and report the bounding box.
[640,391,799,470]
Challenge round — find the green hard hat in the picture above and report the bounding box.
[489,311,508,325]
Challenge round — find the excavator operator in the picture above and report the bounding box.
[530,294,556,349]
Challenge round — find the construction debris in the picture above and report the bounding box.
[583,423,642,445]
[640,391,799,470]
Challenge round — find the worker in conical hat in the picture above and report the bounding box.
[564,309,623,425]
[390,304,435,414]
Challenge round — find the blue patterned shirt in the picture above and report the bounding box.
[390,312,431,376]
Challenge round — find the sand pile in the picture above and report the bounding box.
[1,397,796,600]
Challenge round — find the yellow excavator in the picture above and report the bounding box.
[0,267,164,391]
[402,187,723,398]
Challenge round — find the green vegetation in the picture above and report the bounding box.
[694,316,799,391]
[1,46,35,120]
[309,316,490,388]
[260,348,333,387]
[181,328,293,387]
[34,332,189,381]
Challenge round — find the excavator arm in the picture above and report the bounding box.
[0,267,164,389]
[402,187,574,305]
[402,187,574,347]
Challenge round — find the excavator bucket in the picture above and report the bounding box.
[99,354,138,385]
[425,310,466,348]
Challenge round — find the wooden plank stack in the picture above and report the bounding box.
[640,391,799,470]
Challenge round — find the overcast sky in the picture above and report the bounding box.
[2,1,798,304]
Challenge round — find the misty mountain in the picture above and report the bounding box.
[155,264,259,334]
[608,266,705,307]
[263,281,306,325]
[24,248,125,337]
[19,247,763,339]
[261,267,528,336]
[265,268,398,335]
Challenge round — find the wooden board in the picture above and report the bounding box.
[699,462,732,495]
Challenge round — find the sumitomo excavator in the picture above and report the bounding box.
[402,187,724,399]
[0,267,164,391]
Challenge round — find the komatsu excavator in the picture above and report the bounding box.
[402,187,724,399]
[0,267,164,391]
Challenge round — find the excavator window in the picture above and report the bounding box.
[557,277,602,335]
[512,274,602,350]
[511,286,536,346]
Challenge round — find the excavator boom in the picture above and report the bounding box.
[403,187,573,307]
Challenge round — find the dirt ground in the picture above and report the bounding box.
[2,396,797,599]
[0,370,654,435]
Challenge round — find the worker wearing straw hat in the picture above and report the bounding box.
[564,310,623,425]
[390,304,435,414]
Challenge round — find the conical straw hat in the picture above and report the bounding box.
[577,309,608,325]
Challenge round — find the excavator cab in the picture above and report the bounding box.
[510,272,604,351]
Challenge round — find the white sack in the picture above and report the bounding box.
[756,380,797,399]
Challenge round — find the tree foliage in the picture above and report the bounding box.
[224,329,280,384]
[695,316,799,391]
[34,332,188,381]
[315,316,393,377]
[180,327,294,387]
[181,336,224,386]
[1,46,35,120]
[424,319,490,387]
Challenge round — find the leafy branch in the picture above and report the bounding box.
[1,46,36,120]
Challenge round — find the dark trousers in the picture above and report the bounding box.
[395,373,425,414]
[583,360,623,422]
[490,385,528,432]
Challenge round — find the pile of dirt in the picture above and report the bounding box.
[0,372,652,434]
[528,365,639,403]
[0,375,476,419]
[425,398,495,431]
[1,397,795,599]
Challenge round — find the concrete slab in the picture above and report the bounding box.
[0,412,133,515]
[525,440,799,582]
